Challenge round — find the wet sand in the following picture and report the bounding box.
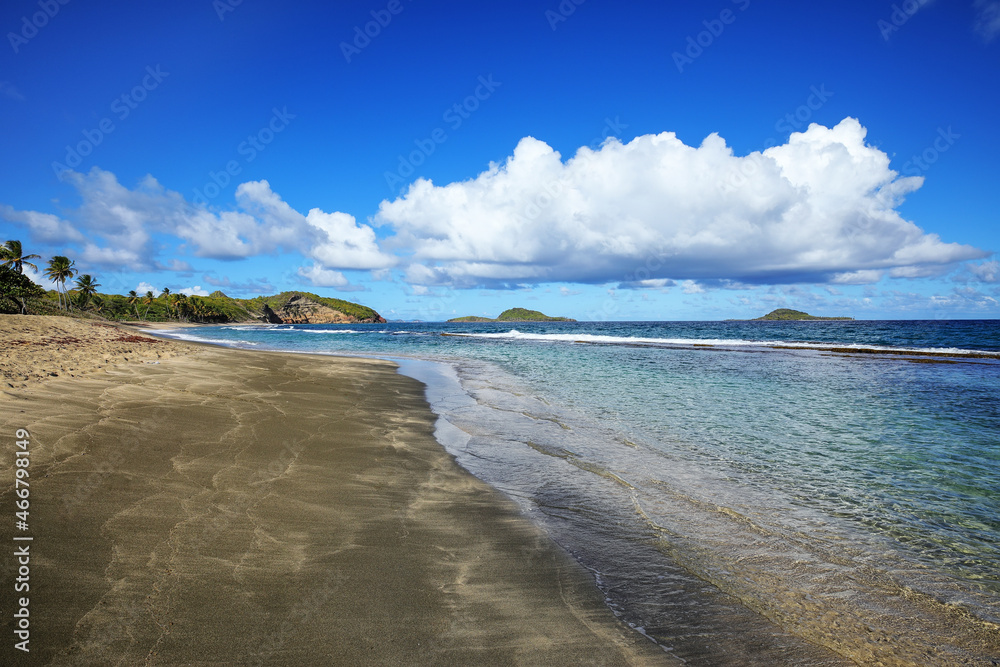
[0,316,670,665]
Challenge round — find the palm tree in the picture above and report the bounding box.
[172,293,188,320]
[127,290,140,319]
[43,256,76,310]
[190,297,218,322]
[0,240,41,275]
[142,290,155,320]
[188,297,202,321]
[160,287,170,300]
[74,274,101,310]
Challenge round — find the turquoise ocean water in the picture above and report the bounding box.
[155,320,1000,665]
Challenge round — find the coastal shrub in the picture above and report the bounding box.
[0,267,46,314]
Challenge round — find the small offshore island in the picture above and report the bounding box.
[448,307,576,322]
[734,308,854,321]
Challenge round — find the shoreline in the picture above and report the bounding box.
[152,320,1000,664]
[0,316,669,664]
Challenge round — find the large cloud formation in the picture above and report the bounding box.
[1,119,988,293]
[376,118,986,288]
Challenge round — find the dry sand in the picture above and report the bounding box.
[0,315,671,665]
[0,316,195,389]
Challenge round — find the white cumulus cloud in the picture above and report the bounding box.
[135,282,160,296]
[376,118,985,288]
[0,205,85,243]
[0,168,396,276]
[297,264,349,287]
[236,180,395,270]
[23,266,56,291]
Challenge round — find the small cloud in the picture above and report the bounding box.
[618,278,674,290]
[681,280,706,294]
[297,264,349,287]
[559,286,582,296]
[974,0,1000,41]
[0,204,83,243]
[179,285,210,296]
[201,274,275,294]
[968,260,999,283]
[163,258,194,272]
[888,265,950,279]
[23,266,56,290]
[832,270,883,285]
[0,82,25,102]
[136,282,160,296]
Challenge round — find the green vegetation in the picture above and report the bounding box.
[497,308,575,321]
[0,240,41,275]
[0,239,385,324]
[43,255,77,311]
[0,266,46,314]
[243,291,382,322]
[754,309,853,321]
[5,283,382,324]
[448,307,576,322]
[73,274,101,310]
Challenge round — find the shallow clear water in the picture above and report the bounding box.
[156,320,1000,664]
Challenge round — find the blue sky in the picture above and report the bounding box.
[1,0,998,320]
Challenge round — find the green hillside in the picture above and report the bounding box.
[497,308,575,321]
[754,309,853,321]
[0,272,385,324]
[241,291,381,322]
[447,307,576,322]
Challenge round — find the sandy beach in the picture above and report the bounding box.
[0,315,669,665]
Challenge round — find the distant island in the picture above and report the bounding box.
[749,309,853,321]
[448,307,576,323]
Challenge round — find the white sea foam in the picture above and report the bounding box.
[222,325,295,331]
[147,330,258,347]
[301,329,360,334]
[446,329,995,357]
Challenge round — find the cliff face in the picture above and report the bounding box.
[261,294,386,324]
